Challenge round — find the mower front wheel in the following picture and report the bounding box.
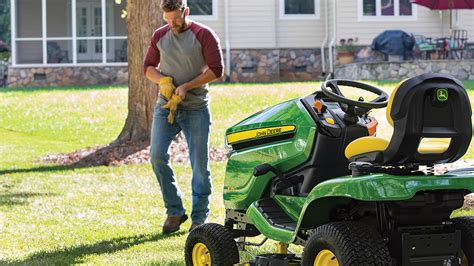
[302,221,391,266]
[184,223,239,266]
[452,216,474,266]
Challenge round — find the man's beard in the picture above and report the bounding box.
[171,23,186,33]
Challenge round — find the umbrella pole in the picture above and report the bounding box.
[439,10,443,36]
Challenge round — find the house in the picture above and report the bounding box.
[7,0,474,87]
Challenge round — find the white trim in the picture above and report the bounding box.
[279,0,320,20]
[11,63,128,68]
[358,0,418,22]
[188,0,218,21]
[76,36,106,40]
[224,0,230,78]
[72,0,77,64]
[11,0,16,66]
[105,36,127,40]
[45,37,74,41]
[42,0,47,64]
[101,0,106,63]
[16,38,43,41]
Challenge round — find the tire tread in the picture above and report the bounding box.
[302,221,391,266]
[185,223,239,266]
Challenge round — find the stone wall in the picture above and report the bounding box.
[335,60,474,81]
[230,49,280,82]
[8,52,474,88]
[280,49,323,81]
[8,66,128,87]
[230,49,324,82]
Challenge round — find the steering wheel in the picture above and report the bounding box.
[321,79,389,117]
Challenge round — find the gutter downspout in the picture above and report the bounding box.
[224,0,231,81]
[327,0,337,80]
[320,0,329,77]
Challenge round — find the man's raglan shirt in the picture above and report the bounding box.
[144,21,224,110]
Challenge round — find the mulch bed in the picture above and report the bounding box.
[42,134,229,167]
[43,134,474,173]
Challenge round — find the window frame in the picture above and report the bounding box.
[279,0,320,20]
[188,0,218,21]
[11,0,127,67]
[358,0,418,22]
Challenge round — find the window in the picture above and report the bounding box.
[280,0,320,19]
[12,0,127,66]
[188,0,217,21]
[359,0,416,21]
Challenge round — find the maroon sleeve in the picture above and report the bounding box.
[192,24,224,78]
[143,26,169,74]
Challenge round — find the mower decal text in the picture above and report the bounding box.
[256,128,281,137]
[227,126,296,144]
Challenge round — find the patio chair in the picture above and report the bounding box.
[114,41,127,62]
[47,41,70,63]
[413,34,436,59]
[447,29,468,59]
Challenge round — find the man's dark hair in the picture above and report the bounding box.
[161,0,186,12]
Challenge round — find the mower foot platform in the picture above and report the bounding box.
[255,198,296,231]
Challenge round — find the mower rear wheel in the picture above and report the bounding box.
[452,216,474,266]
[184,223,239,266]
[302,221,391,266]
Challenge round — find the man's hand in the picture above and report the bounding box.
[158,77,176,100]
[175,83,190,100]
[161,94,182,124]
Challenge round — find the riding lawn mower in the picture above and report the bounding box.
[184,73,474,266]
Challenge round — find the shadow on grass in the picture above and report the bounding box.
[0,192,57,206]
[0,140,149,176]
[0,231,186,265]
[0,165,77,176]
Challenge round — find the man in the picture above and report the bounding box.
[143,0,223,235]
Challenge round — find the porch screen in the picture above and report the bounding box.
[47,0,72,63]
[188,0,213,16]
[13,0,127,65]
[15,0,42,64]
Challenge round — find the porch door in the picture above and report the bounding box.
[77,2,102,62]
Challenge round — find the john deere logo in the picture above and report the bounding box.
[437,88,448,102]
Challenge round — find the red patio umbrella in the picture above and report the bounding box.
[410,0,474,9]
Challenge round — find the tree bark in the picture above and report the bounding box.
[115,0,163,143]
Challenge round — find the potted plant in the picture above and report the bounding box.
[0,40,10,62]
[337,38,357,65]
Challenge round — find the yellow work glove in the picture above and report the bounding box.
[158,77,176,100]
[161,94,182,124]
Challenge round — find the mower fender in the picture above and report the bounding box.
[291,173,474,242]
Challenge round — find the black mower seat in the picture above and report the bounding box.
[345,73,472,166]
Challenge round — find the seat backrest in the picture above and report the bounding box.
[383,73,472,165]
[449,29,468,49]
[47,41,61,56]
[414,35,424,45]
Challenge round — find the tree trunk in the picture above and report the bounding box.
[115,0,163,143]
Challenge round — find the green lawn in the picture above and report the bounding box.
[1,81,473,264]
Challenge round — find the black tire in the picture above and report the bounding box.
[302,221,391,266]
[184,223,239,266]
[452,216,474,266]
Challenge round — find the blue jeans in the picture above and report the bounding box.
[150,102,212,224]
